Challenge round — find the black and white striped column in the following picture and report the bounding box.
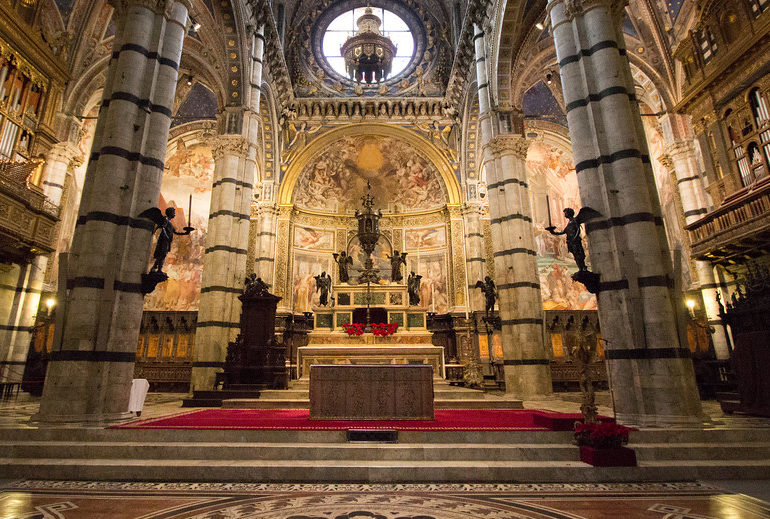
[253,202,278,286]
[462,203,486,311]
[548,0,703,425]
[35,0,189,423]
[664,139,729,358]
[475,25,551,397]
[192,25,264,391]
[192,134,251,390]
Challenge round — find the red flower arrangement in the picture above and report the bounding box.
[371,322,399,337]
[342,322,365,336]
[574,422,630,449]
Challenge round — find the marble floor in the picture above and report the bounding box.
[1,480,769,518]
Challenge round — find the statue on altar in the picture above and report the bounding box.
[407,271,422,306]
[314,271,332,306]
[387,250,408,282]
[333,251,354,283]
[475,276,498,316]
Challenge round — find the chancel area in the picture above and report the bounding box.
[1,0,770,503]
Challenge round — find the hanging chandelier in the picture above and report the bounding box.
[341,7,397,83]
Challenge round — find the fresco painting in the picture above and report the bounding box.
[144,141,214,311]
[405,226,446,249]
[294,226,335,250]
[527,140,597,311]
[640,104,693,288]
[407,252,448,314]
[293,135,446,213]
[292,251,333,312]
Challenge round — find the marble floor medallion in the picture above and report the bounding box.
[2,482,769,519]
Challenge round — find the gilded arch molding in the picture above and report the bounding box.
[277,123,463,208]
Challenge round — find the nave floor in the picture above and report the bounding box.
[1,480,769,518]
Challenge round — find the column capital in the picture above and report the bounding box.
[109,0,190,18]
[665,139,696,160]
[657,154,675,171]
[45,142,83,169]
[209,134,249,161]
[461,201,486,216]
[549,0,627,24]
[483,134,529,160]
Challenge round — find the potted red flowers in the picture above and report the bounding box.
[341,322,365,336]
[574,421,636,466]
[371,322,399,337]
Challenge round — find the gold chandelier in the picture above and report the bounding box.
[340,8,396,83]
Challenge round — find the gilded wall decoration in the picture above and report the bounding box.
[292,135,446,213]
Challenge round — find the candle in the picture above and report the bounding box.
[431,283,435,313]
[187,194,192,228]
[546,194,552,227]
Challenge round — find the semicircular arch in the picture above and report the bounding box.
[277,123,462,208]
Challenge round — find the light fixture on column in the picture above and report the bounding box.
[45,298,55,311]
[186,75,193,86]
[192,22,201,31]
[546,73,552,85]
[535,22,544,30]
[686,299,696,316]
[341,7,396,83]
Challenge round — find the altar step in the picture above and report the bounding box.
[1,427,769,482]
[221,380,524,410]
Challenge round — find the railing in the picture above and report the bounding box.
[686,177,770,257]
[0,160,58,217]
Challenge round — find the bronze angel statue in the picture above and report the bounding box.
[139,206,194,274]
[545,207,601,272]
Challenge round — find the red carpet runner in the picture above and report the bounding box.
[114,409,607,431]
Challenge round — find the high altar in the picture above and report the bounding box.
[298,282,443,379]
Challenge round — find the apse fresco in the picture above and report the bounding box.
[405,226,446,249]
[527,140,597,311]
[294,226,335,250]
[407,252,448,314]
[292,251,333,312]
[640,105,693,288]
[143,142,214,311]
[347,235,393,283]
[293,135,446,213]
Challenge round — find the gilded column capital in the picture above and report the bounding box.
[665,140,695,160]
[657,154,674,171]
[549,0,627,23]
[45,142,83,169]
[108,0,190,19]
[209,134,249,161]
[483,134,529,160]
[461,201,486,216]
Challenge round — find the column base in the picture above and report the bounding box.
[30,410,135,426]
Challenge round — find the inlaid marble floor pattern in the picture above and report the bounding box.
[1,481,769,519]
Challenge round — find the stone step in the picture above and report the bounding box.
[0,441,581,461]
[254,389,491,401]
[221,398,524,409]
[2,457,770,482]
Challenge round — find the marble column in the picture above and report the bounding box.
[192,134,251,391]
[662,138,730,359]
[35,0,189,423]
[253,201,278,287]
[191,25,265,391]
[548,0,703,425]
[474,24,551,397]
[462,202,487,311]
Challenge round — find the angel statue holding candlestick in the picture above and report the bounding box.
[139,205,195,294]
[475,276,498,316]
[545,206,602,293]
[387,250,408,282]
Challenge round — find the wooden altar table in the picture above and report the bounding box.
[309,364,434,420]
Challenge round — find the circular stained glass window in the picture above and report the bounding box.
[322,7,415,80]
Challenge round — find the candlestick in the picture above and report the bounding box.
[431,283,435,313]
[187,194,192,228]
[546,194,552,227]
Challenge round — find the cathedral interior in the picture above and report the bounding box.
[1,0,770,515]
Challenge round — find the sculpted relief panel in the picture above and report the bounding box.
[292,135,446,213]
